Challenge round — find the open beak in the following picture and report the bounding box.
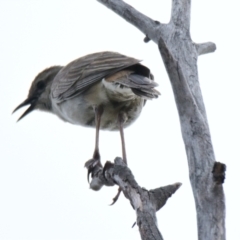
[12,98,36,122]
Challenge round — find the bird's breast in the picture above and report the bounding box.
[51,81,144,130]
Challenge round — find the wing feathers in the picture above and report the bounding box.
[51,51,158,102]
[52,52,140,102]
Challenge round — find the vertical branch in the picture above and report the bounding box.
[171,0,191,32]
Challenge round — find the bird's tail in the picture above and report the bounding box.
[117,73,160,99]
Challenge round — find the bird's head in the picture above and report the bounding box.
[13,66,62,121]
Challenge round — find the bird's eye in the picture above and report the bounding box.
[37,81,45,90]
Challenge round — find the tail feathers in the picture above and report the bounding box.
[132,88,160,99]
[116,74,160,99]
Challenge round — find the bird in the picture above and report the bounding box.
[13,51,160,181]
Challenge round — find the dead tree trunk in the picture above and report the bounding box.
[96,0,226,239]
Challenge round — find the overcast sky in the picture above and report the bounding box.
[1,1,239,239]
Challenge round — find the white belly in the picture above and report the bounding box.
[51,81,145,131]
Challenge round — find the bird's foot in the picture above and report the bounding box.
[85,158,102,183]
[85,158,122,204]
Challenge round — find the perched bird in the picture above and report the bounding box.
[13,51,160,174]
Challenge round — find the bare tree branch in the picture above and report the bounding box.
[96,0,226,239]
[97,0,162,43]
[85,157,181,240]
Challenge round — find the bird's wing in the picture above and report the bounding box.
[51,52,141,102]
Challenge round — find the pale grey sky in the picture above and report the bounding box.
[1,1,239,239]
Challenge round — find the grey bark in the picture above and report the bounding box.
[96,0,226,240]
[85,157,181,240]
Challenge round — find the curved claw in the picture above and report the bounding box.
[87,168,92,183]
[110,187,122,205]
[85,158,102,182]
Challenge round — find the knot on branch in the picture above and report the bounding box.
[212,161,226,184]
[143,21,160,43]
[144,35,151,43]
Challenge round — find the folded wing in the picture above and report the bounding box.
[51,52,146,102]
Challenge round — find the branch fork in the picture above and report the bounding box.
[85,157,181,240]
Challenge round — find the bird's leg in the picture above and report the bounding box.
[85,105,104,182]
[110,112,128,205]
[93,105,104,161]
[118,112,128,164]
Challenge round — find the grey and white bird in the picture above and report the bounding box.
[13,51,160,174]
